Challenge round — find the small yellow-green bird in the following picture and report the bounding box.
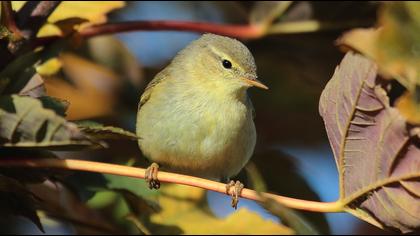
[136,33,267,208]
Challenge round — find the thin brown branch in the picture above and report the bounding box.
[16,1,61,39]
[30,20,265,49]
[32,18,373,50]
[0,1,60,70]
[79,20,265,39]
[0,158,344,213]
[1,1,21,37]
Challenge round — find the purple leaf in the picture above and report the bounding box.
[319,52,420,233]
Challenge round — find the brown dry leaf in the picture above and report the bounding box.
[19,73,46,98]
[29,181,121,234]
[150,184,293,235]
[319,52,420,233]
[12,1,125,37]
[44,53,121,120]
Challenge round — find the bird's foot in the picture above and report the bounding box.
[225,180,244,209]
[145,162,160,189]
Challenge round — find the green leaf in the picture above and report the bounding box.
[77,120,138,140]
[104,174,157,200]
[148,185,294,234]
[0,95,95,148]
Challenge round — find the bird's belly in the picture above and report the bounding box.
[137,98,256,180]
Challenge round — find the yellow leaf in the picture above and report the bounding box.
[12,1,125,37]
[338,2,420,92]
[87,36,145,88]
[150,185,293,235]
[44,53,121,120]
[36,58,62,76]
[395,92,420,125]
[337,28,379,62]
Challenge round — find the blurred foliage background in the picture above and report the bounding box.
[1,1,417,234]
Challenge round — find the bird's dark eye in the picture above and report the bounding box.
[222,59,232,69]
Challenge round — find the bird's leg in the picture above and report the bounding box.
[225,180,244,209]
[145,162,160,189]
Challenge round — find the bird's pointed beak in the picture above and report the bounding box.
[241,77,269,90]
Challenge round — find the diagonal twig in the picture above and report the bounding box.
[16,1,61,40]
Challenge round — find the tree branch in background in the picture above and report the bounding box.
[79,20,265,39]
[0,158,344,213]
[32,18,373,50]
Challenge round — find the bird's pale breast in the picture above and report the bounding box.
[136,77,256,180]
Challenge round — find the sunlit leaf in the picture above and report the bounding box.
[337,28,379,63]
[44,53,121,120]
[12,1,125,37]
[149,184,293,234]
[36,58,62,77]
[319,52,420,233]
[395,92,420,124]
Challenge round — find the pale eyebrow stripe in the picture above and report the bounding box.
[207,45,237,67]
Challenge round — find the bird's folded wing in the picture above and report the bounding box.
[139,69,170,108]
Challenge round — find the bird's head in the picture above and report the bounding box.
[172,33,268,94]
